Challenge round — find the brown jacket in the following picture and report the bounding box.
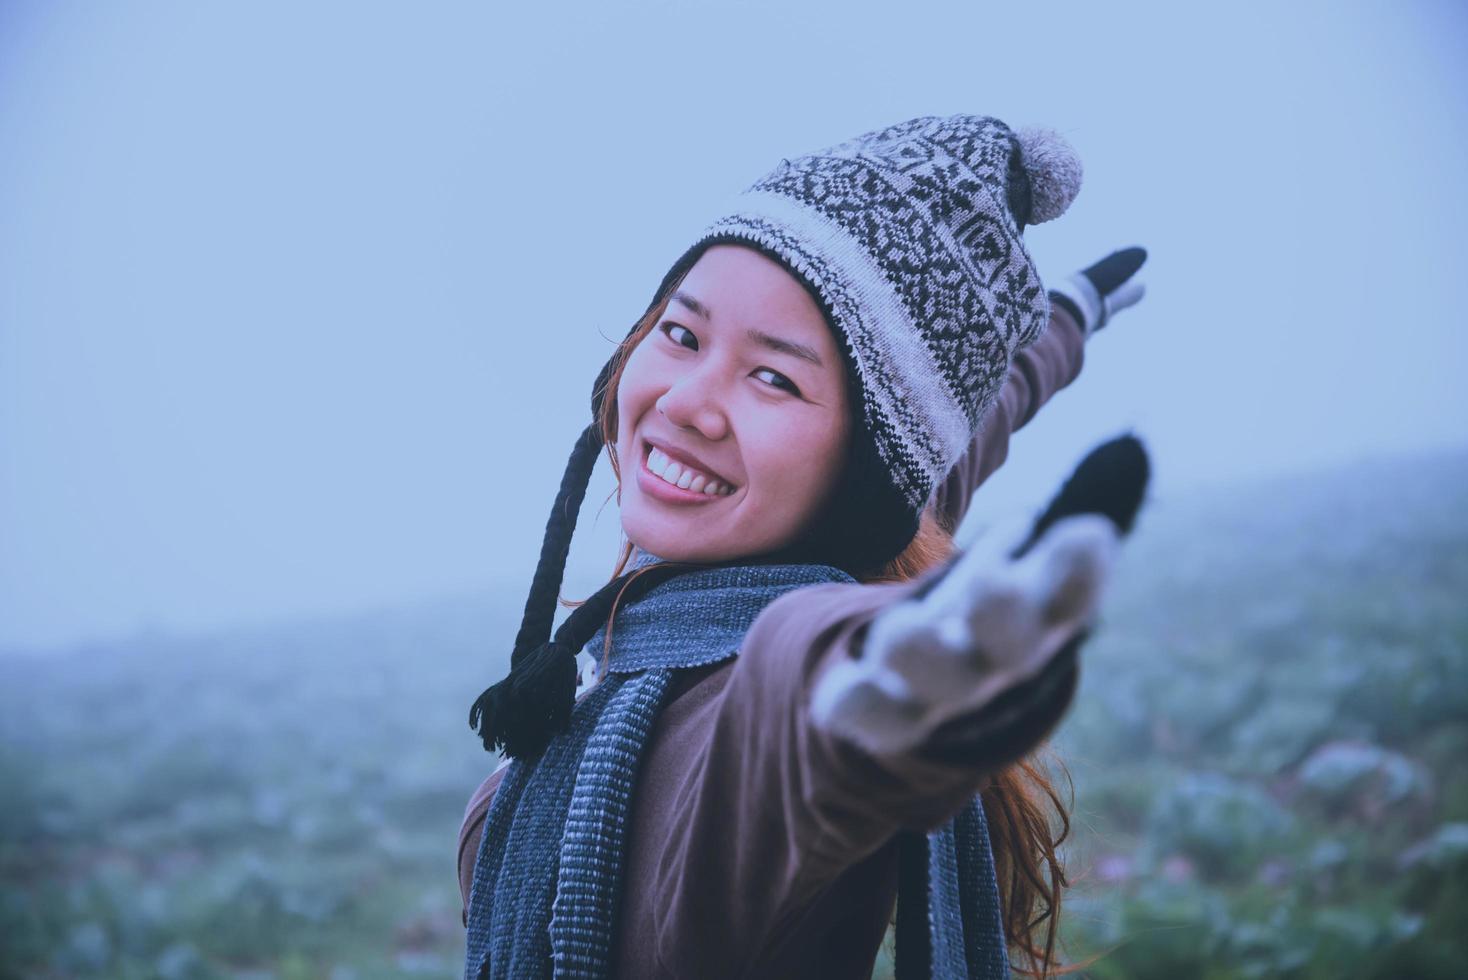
[458,308,1088,978]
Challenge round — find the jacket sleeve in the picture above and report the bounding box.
[458,763,509,927]
[640,569,1080,968]
[929,304,1086,533]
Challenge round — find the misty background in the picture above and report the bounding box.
[2,0,1464,653]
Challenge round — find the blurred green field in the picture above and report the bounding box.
[3,447,1465,979]
[1048,447,1468,978]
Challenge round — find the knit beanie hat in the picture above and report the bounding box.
[471,113,1083,760]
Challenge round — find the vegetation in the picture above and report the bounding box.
[1049,447,1468,978]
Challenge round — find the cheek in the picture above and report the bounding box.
[747,412,847,499]
[804,411,850,500]
[614,353,658,443]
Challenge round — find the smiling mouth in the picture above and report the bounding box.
[641,439,738,497]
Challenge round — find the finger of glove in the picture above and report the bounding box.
[1104,279,1147,319]
[876,513,1116,699]
[928,507,1095,637]
[938,512,1116,677]
[917,513,1118,722]
[890,509,1036,661]
[815,517,1117,748]
[862,519,1051,703]
[808,657,934,756]
[855,584,1017,709]
[1013,513,1119,634]
[1082,246,1148,295]
[848,503,1117,704]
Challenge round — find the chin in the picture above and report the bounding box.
[623,515,731,565]
[623,511,687,559]
[629,528,716,564]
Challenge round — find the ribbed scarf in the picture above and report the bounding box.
[462,557,1009,979]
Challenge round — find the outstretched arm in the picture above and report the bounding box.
[930,304,1087,534]
[816,248,1152,759]
[626,439,1147,976]
[931,245,1150,533]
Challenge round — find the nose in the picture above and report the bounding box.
[655,367,731,442]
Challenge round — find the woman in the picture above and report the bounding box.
[459,113,1150,979]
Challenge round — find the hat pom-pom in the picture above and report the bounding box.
[1014,126,1083,224]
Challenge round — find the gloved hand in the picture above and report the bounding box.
[810,434,1150,757]
[1048,246,1148,337]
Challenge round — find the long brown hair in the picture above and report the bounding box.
[564,271,1085,977]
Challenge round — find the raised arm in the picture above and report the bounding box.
[929,304,1086,533]
[931,244,1151,533]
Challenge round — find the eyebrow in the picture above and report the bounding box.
[670,291,826,369]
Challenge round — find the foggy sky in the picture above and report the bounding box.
[2,0,1465,651]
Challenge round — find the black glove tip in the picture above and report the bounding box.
[1012,433,1152,558]
[1082,247,1149,295]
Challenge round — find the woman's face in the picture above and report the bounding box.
[615,244,852,564]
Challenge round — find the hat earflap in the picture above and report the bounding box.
[468,421,698,759]
[468,422,605,759]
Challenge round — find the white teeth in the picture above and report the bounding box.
[647,446,734,496]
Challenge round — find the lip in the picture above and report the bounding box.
[636,439,736,506]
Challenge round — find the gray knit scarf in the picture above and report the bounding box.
[462,557,1009,979]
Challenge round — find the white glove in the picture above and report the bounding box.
[809,511,1119,756]
[1048,246,1149,337]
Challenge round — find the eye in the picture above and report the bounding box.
[754,368,802,397]
[660,322,698,350]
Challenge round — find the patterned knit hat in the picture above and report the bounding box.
[471,113,1083,760]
